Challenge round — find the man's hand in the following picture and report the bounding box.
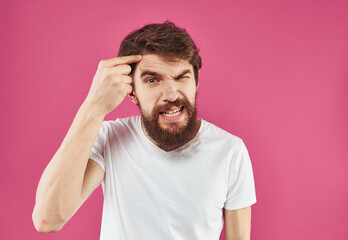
[85,55,142,116]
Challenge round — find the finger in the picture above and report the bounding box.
[111,64,132,75]
[120,75,133,84]
[124,84,133,95]
[100,55,142,68]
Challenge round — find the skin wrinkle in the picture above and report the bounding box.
[140,69,192,81]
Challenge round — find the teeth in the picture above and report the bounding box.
[162,107,182,117]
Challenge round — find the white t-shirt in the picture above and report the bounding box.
[89,115,256,240]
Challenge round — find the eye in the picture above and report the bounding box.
[177,75,190,81]
[146,78,158,83]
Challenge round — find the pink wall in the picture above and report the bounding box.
[1,0,347,239]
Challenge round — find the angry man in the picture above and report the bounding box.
[32,21,257,240]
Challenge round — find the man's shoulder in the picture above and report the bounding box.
[200,119,244,146]
[103,115,140,127]
[99,115,141,135]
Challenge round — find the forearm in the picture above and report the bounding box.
[32,100,105,231]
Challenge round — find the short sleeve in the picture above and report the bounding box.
[89,121,107,172]
[224,140,257,210]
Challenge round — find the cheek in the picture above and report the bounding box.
[137,94,156,113]
[136,86,162,107]
[185,84,197,101]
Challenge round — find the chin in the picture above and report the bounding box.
[159,119,188,133]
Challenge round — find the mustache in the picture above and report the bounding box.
[153,98,189,116]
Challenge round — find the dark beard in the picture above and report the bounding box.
[140,96,199,151]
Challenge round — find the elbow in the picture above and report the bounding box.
[34,221,61,233]
[32,208,65,233]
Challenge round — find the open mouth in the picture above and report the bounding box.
[159,106,184,117]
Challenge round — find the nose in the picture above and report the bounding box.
[162,80,179,102]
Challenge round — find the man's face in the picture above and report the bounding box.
[131,54,199,150]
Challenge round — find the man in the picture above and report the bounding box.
[32,21,257,240]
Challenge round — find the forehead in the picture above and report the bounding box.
[135,54,192,75]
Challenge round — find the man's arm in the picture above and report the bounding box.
[224,206,252,240]
[32,102,106,233]
[32,55,142,233]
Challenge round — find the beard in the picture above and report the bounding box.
[139,95,199,151]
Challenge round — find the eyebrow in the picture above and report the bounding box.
[140,69,192,80]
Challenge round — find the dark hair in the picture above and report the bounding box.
[117,20,202,82]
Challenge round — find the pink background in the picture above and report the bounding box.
[1,0,347,239]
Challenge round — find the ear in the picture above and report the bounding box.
[128,90,139,105]
[196,70,200,90]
